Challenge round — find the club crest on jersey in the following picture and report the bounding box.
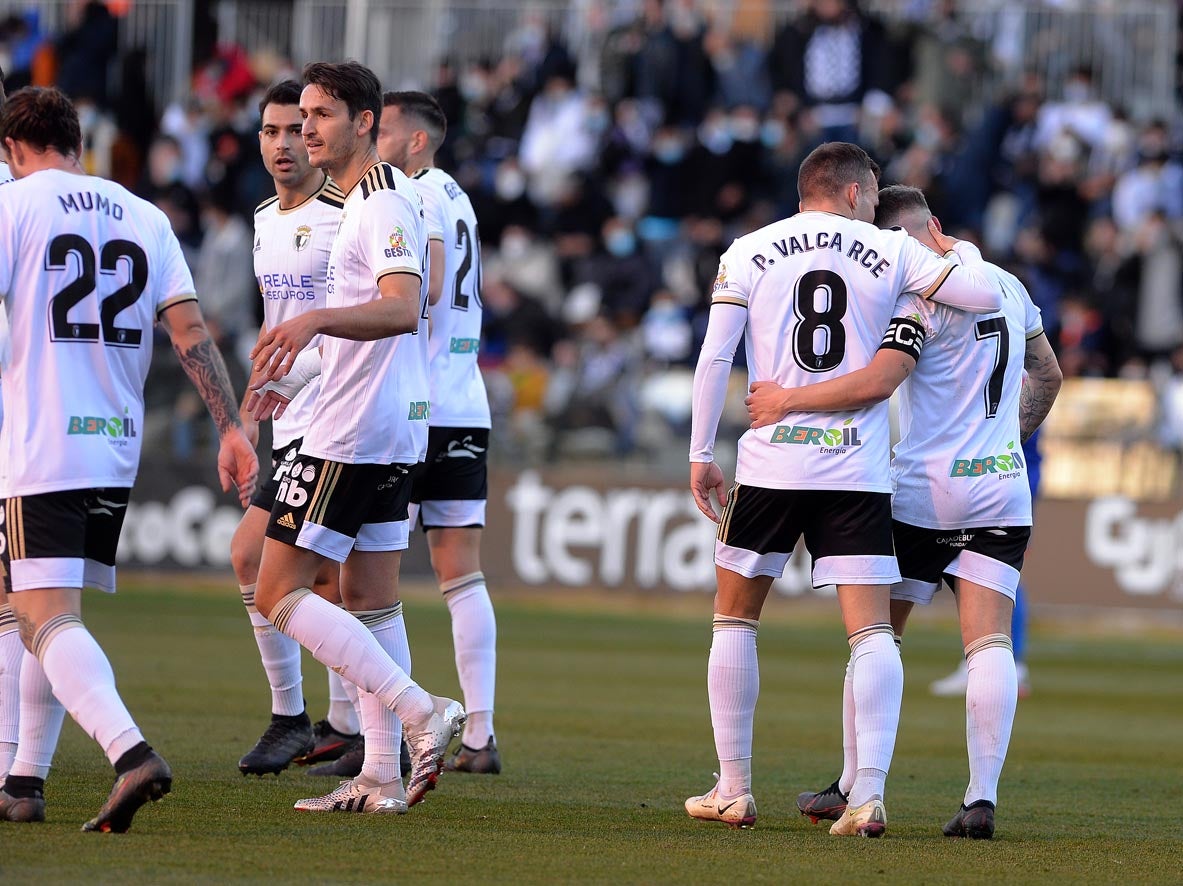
[713,263,728,292]
[386,226,411,259]
[949,441,1025,479]
[769,418,861,454]
[294,225,312,252]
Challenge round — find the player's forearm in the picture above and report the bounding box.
[785,365,903,413]
[312,292,420,340]
[172,328,244,437]
[1019,367,1062,442]
[689,304,746,462]
[241,326,268,412]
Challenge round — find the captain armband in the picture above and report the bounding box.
[878,316,927,362]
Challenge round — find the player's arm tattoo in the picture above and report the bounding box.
[173,334,244,436]
[1019,346,1062,444]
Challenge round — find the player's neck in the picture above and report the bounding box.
[274,170,326,211]
[799,200,855,220]
[405,153,436,178]
[15,150,84,178]
[328,144,380,196]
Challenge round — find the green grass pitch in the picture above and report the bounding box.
[1,580,1180,884]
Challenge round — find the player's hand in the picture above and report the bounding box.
[928,217,959,255]
[690,461,728,523]
[218,427,260,508]
[251,312,322,381]
[245,385,292,422]
[746,381,791,428]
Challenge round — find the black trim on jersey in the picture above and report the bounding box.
[1025,327,1045,341]
[878,316,926,362]
[317,179,346,208]
[360,163,398,200]
[411,167,432,180]
[254,195,280,214]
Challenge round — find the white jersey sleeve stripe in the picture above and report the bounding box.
[156,293,198,317]
[918,263,954,299]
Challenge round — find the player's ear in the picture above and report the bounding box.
[357,109,373,139]
[930,215,943,233]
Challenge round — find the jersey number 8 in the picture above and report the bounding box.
[792,269,847,372]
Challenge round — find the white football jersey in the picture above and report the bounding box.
[713,212,960,491]
[301,162,431,465]
[0,169,196,497]
[890,263,1043,528]
[412,167,491,428]
[253,174,344,449]
[0,160,14,379]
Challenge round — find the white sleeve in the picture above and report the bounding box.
[256,347,322,401]
[897,235,1001,314]
[420,182,445,242]
[689,303,747,463]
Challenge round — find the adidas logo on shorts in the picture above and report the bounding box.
[277,512,297,529]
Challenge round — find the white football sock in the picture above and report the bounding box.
[0,606,22,777]
[442,573,496,746]
[241,584,304,717]
[353,604,409,784]
[838,656,856,795]
[708,615,759,797]
[269,589,432,725]
[34,615,143,766]
[9,651,65,780]
[846,624,902,808]
[964,634,1017,806]
[326,667,361,736]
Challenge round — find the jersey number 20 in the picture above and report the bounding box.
[46,234,148,348]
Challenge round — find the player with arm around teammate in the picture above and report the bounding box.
[687,144,1001,836]
[747,185,1063,839]
[0,87,257,830]
[377,90,501,774]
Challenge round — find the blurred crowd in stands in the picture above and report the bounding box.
[4,0,1183,464]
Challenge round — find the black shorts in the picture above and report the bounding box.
[714,485,900,585]
[250,437,304,511]
[265,455,415,563]
[891,520,1031,604]
[408,427,488,529]
[1,488,131,594]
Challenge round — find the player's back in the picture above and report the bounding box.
[412,167,489,429]
[716,211,954,492]
[892,262,1043,529]
[0,169,195,496]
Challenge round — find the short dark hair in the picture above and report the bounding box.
[0,86,81,158]
[874,184,931,228]
[797,142,881,203]
[302,61,382,143]
[382,90,447,151]
[258,79,302,117]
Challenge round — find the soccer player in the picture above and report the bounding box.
[246,61,464,814]
[687,143,1001,835]
[377,90,500,774]
[232,79,363,777]
[747,185,1062,838]
[0,63,20,786]
[0,86,258,829]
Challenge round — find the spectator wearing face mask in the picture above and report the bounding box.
[573,217,658,328]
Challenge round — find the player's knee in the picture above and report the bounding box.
[230,522,262,584]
